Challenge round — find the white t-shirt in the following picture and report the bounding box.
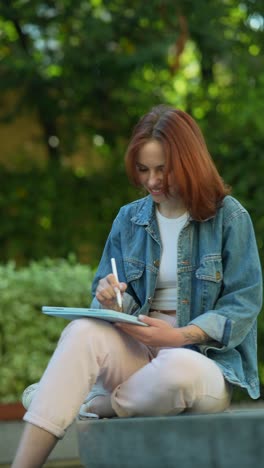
[151,208,189,310]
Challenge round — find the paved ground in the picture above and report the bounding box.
[1,461,83,468]
[0,461,82,468]
[0,420,81,467]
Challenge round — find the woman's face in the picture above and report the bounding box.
[136,140,178,205]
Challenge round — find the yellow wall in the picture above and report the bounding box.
[0,92,105,172]
[0,109,47,169]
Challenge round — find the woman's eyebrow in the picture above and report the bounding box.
[136,162,165,169]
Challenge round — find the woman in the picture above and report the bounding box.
[12,105,262,467]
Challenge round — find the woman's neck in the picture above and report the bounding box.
[157,200,187,219]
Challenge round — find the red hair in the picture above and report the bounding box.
[125,105,231,220]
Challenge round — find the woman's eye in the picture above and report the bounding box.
[137,167,148,172]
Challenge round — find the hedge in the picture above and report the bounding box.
[1,257,263,403]
[0,256,95,403]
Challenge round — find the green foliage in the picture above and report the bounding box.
[0,166,140,265]
[0,256,95,403]
[1,1,263,165]
[0,1,263,403]
[0,0,182,161]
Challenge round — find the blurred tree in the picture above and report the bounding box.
[0,0,263,271]
[0,0,262,169]
[0,0,182,167]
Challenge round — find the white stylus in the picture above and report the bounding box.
[111,258,123,309]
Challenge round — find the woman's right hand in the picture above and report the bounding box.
[95,274,127,311]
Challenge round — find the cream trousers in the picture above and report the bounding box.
[24,315,232,438]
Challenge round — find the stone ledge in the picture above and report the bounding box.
[77,409,264,468]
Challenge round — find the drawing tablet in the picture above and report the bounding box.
[42,306,148,327]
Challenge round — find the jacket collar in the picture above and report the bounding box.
[130,196,156,226]
[130,194,218,226]
[131,195,193,226]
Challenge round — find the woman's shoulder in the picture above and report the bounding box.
[217,195,253,228]
[117,195,152,219]
[220,195,248,218]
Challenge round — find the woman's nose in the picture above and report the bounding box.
[148,171,162,187]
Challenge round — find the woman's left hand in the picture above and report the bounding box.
[115,314,183,347]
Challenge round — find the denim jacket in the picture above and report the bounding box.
[91,195,263,398]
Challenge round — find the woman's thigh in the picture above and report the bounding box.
[25,319,152,436]
[40,318,153,395]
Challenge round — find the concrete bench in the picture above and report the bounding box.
[77,409,264,468]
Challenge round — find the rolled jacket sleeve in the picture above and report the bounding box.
[190,208,263,350]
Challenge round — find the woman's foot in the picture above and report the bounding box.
[80,394,116,418]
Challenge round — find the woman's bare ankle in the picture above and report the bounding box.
[11,422,58,468]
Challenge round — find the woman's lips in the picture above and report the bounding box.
[149,189,164,196]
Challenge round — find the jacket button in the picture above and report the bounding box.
[153,259,160,267]
[215,271,221,281]
[147,297,153,304]
[182,299,189,304]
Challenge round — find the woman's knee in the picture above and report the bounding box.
[155,348,202,389]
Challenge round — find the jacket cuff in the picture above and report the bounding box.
[189,312,233,346]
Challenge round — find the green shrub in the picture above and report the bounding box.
[0,168,139,266]
[0,256,263,403]
[0,256,95,403]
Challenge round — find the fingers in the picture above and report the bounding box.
[138,315,171,328]
[116,316,171,337]
[95,274,127,308]
[115,321,154,346]
[115,318,175,347]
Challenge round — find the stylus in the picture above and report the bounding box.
[111,258,123,309]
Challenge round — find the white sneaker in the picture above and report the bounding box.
[21,382,39,410]
[79,393,116,419]
[21,382,112,419]
[79,402,100,420]
[21,382,101,419]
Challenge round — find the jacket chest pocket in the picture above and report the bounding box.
[124,259,145,303]
[195,255,223,311]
